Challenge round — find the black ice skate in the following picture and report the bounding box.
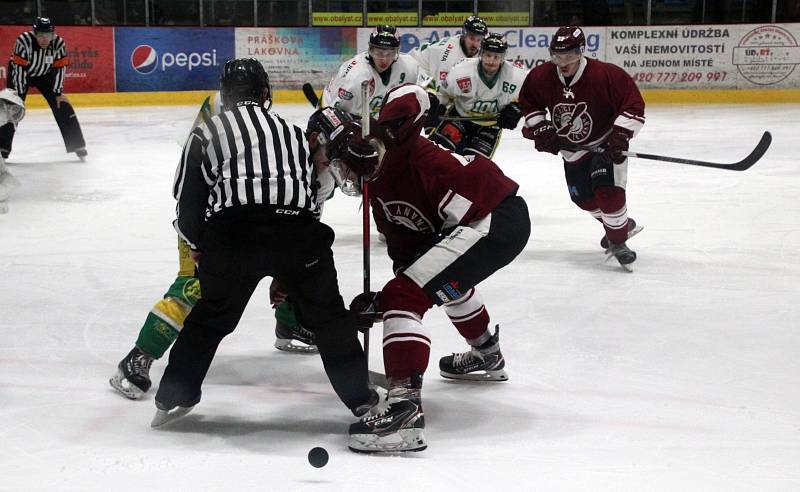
[109,346,154,400]
[605,241,637,272]
[348,375,426,453]
[439,325,508,382]
[274,320,318,354]
[600,218,643,249]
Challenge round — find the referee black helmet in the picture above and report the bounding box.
[220,58,272,110]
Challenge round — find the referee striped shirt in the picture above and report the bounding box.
[9,31,68,95]
[172,100,317,249]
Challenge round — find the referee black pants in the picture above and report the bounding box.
[1,65,86,156]
[155,212,372,412]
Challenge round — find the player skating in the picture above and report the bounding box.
[428,33,525,159]
[409,15,488,94]
[310,85,531,452]
[519,26,645,271]
[322,25,420,119]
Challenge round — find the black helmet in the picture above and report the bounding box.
[481,33,508,54]
[220,58,271,109]
[33,17,54,33]
[463,16,488,36]
[306,106,355,146]
[550,26,586,54]
[368,25,400,50]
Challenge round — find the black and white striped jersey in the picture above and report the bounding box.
[172,100,317,249]
[9,31,68,95]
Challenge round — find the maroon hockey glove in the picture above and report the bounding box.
[604,126,633,164]
[269,278,288,308]
[522,121,559,155]
[349,291,382,332]
[344,136,379,178]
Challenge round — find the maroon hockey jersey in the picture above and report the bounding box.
[519,58,645,163]
[369,136,519,269]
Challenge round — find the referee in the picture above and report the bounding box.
[0,17,86,160]
[152,58,375,427]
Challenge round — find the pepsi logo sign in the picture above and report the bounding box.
[131,45,158,74]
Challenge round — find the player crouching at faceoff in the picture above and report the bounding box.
[308,85,531,452]
[519,26,645,271]
[0,89,25,213]
[427,33,526,159]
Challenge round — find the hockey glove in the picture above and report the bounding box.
[604,126,633,164]
[424,94,445,132]
[498,102,522,130]
[269,278,288,308]
[344,136,380,178]
[349,291,382,332]
[522,121,560,155]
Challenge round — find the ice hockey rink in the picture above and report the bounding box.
[1,101,798,491]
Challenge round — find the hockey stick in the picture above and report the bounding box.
[359,81,388,389]
[563,131,771,171]
[302,82,320,108]
[440,114,498,122]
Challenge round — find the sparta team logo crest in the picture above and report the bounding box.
[376,198,434,233]
[552,102,593,143]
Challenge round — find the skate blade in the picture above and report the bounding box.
[440,369,509,382]
[109,371,145,400]
[274,339,318,354]
[348,428,427,453]
[151,405,194,428]
[603,251,635,273]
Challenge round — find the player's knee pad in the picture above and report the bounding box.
[381,275,434,320]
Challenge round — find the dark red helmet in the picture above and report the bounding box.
[550,26,586,54]
[377,84,430,146]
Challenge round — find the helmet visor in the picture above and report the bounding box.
[549,49,582,66]
[328,158,362,197]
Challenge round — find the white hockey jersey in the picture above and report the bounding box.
[322,52,420,118]
[409,35,475,92]
[438,58,527,120]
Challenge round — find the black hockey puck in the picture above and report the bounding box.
[308,447,329,468]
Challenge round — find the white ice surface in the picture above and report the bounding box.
[0,103,798,491]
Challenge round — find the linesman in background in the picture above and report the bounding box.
[152,58,376,427]
[0,17,87,160]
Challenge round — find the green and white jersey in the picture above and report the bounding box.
[322,52,420,118]
[438,58,526,119]
[409,35,475,92]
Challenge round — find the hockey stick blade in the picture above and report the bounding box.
[369,370,388,389]
[564,131,771,171]
[626,131,771,171]
[302,82,320,108]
